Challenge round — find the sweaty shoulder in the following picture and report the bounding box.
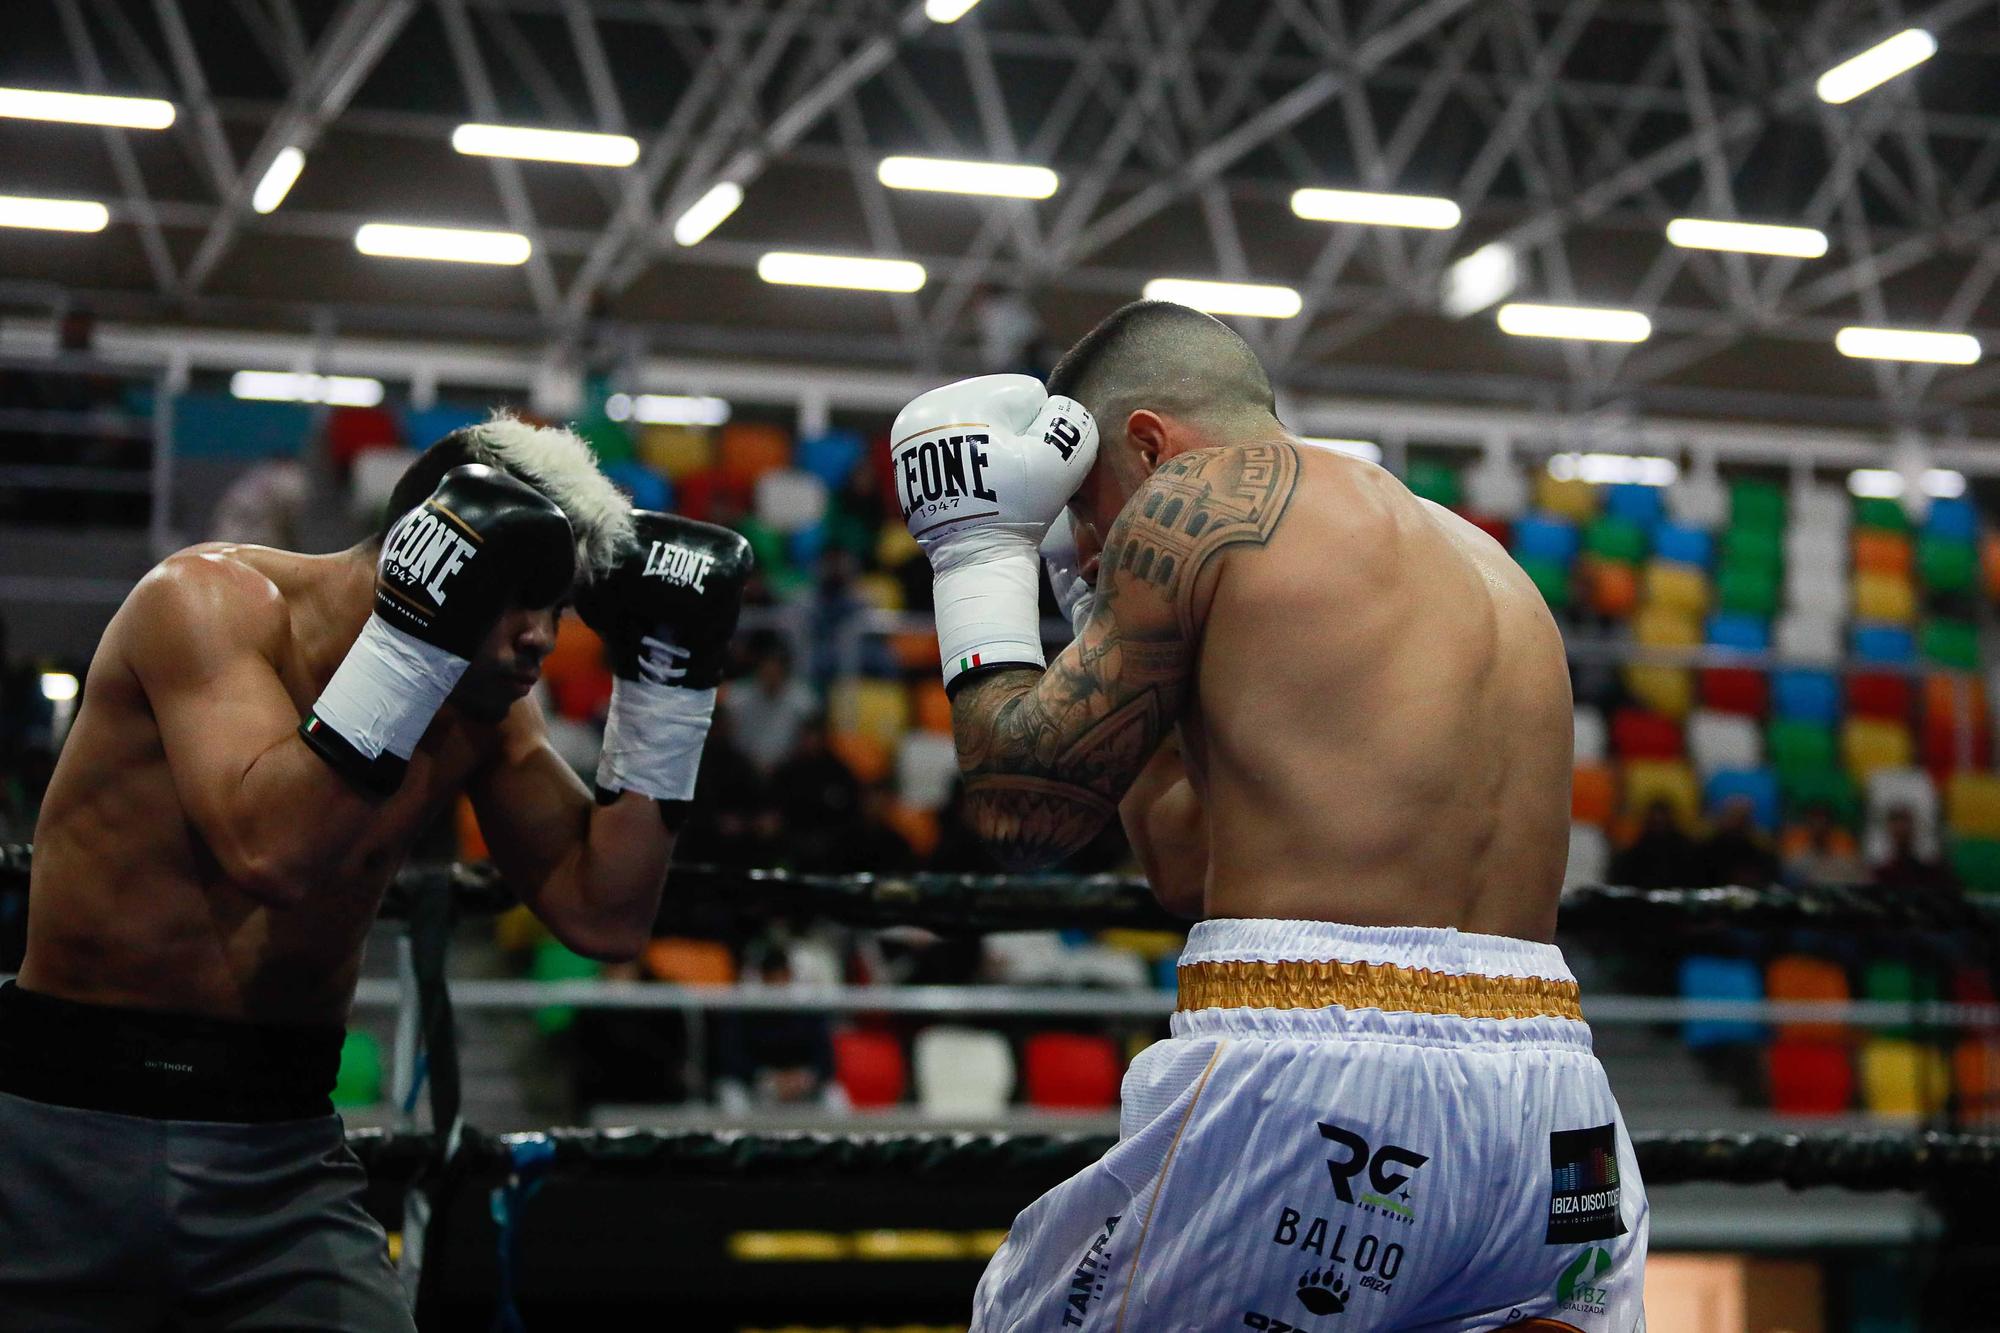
[115,546,292,681]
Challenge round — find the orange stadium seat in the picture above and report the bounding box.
[1585,559,1639,618]
[642,937,737,986]
[1853,530,1914,578]
[829,730,892,785]
[1765,954,1851,1042]
[456,796,488,862]
[1955,1037,2000,1126]
[913,680,954,734]
[1571,764,1616,827]
[717,422,792,488]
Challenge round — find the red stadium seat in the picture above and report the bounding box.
[1768,1041,1853,1116]
[1698,667,1768,718]
[834,1028,907,1108]
[1611,708,1684,760]
[1847,672,1912,721]
[1023,1033,1121,1110]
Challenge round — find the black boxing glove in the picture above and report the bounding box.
[302,465,575,794]
[575,511,752,805]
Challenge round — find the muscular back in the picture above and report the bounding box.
[1190,446,1573,939]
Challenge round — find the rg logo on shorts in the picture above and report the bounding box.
[1317,1122,1430,1210]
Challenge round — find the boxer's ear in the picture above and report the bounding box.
[1125,409,1168,471]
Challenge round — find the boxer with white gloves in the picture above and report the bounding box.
[905,305,1645,1333]
[890,373,1098,691]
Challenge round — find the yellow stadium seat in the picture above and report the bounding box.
[1946,773,2000,838]
[1643,563,1711,619]
[1852,572,1917,625]
[852,572,905,610]
[494,904,550,954]
[1633,606,1701,648]
[829,678,911,745]
[1842,717,1914,782]
[1534,473,1599,522]
[637,424,715,480]
[1624,664,1694,719]
[876,521,921,568]
[1859,1038,1950,1120]
[1621,759,1700,830]
[1098,929,1188,962]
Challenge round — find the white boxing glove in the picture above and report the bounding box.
[891,374,1098,690]
[1040,510,1096,634]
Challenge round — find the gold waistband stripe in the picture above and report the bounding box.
[1176,957,1583,1022]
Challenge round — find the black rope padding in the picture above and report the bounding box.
[345,1127,2000,1194]
[6,843,1996,934]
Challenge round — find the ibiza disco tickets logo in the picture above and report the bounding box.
[1545,1124,1626,1244]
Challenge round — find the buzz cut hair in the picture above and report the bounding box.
[380,410,633,580]
[1046,299,1277,436]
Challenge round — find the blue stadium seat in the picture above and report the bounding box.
[1652,522,1713,570]
[1772,669,1840,725]
[1851,623,1917,666]
[1603,483,1665,529]
[795,430,866,490]
[1924,497,1977,542]
[1511,514,1581,564]
[1702,768,1780,832]
[603,460,671,512]
[1678,955,1766,1048]
[1705,613,1770,653]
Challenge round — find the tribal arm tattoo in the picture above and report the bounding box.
[951,442,1300,870]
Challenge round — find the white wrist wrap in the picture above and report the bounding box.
[311,615,467,760]
[935,545,1045,690]
[595,676,717,802]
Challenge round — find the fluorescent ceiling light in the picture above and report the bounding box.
[1848,468,1964,500]
[355,222,531,265]
[877,156,1058,200]
[1497,302,1651,343]
[1142,278,1302,319]
[1440,241,1517,318]
[231,370,385,407]
[39,671,78,703]
[0,194,109,233]
[925,0,982,21]
[0,86,174,130]
[1548,453,1679,487]
[1835,326,1980,365]
[1665,217,1828,259]
[1816,29,1937,104]
[1298,437,1382,463]
[757,251,926,293]
[252,147,305,215]
[673,182,742,247]
[451,123,639,167]
[606,393,732,427]
[1290,188,1461,230]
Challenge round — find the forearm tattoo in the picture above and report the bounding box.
[952,443,1300,869]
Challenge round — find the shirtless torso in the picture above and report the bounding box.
[25,541,666,1025]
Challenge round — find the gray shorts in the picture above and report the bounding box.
[0,1092,413,1332]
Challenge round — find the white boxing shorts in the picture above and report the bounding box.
[971,919,1648,1332]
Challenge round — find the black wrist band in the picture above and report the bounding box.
[299,715,406,798]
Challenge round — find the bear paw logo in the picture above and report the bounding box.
[1295,1268,1349,1316]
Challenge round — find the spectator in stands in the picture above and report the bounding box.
[806,549,866,684]
[1872,805,1958,892]
[722,633,818,776]
[1607,799,1705,889]
[771,714,863,857]
[713,947,838,1112]
[812,784,919,875]
[671,709,781,870]
[1780,802,1866,887]
[825,457,889,564]
[1700,794,1781,888]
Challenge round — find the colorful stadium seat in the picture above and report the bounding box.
[1704,612,1769,654]
[897,733,961,813]
[1622,759,1700,828]
[1859,1038,1950,1119]
[754,469,829,533]
[1946,773,2000,838]
[1023,1033,1121,1110]
[1917,535,1976,595]
[913,679,953,734]
[834,1029,908,1108]
[1572,705,1608,762]
[1652,522,1712,569]
[794,429,866,489]
[1921,619,1979,671]
[1688,711,1761,775]
[1924,496,1978,542]
[1534,474,1598,523]
[1602,483,1665,529]
[830,678,911,744]
[1774,613,1842,665]
[1853,530,1914,577]
[1952,838,2000,893]
[1767,1041,1853,1116]
[1715,562,1780,616]
[1572,764,1617,826]
[1465,456,1529,517]
[1730,480,1786,532]
[1517,555,1571,610]
[1634,605,1701,647]
[1612,708,1684,759]
[1851,624,1917,666]
[1641,565,1708,619]
[1513,514,1582,563]
[1766,954,1852,1042]
[638,424,715,480]
[1565,824,1609,888]
[913,1027,1015,1116]
[1852,573,1917,625]
[642,938,737,985]
[1702,769,1780,832]
[1772,669,1841,724]
[1853,496,1912,533]
[1624,665,1693,719]
[1678,955,1765,1047]
[1584,559,1639,617]
[1846,672,1913,720]
[1699,667,1768,717]
[1843,717,1915,781]
[717,421,793,488]
[1954,1037,2000,1126]
[1404,460,1462,508]
[1585,515,1648,563]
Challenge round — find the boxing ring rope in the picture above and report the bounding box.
[3,843,1997,1323]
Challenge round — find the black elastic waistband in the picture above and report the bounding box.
[0,981,342,1122]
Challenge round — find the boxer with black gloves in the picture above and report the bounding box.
[1,412,748,1331]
